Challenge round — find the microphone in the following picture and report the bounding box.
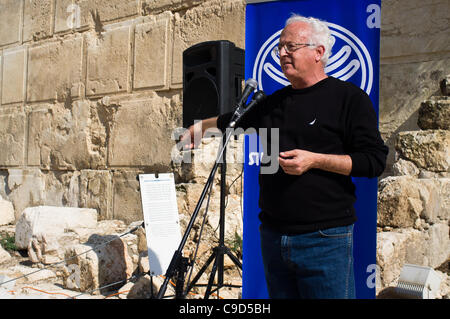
[235,78,258,108]
[229,90,266,128]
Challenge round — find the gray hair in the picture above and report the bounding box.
[285,14,335,65]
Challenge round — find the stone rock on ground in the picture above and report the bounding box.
[15,206,98,250]
[377,176,447,228]
[0,199,14,226]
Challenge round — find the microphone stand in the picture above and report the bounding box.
[155,99,253,299]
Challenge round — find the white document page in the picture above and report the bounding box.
[139,173,181,276]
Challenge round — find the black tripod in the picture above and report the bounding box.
[183,133,243,298]
[155,90,265,299]
[156,127,241,299]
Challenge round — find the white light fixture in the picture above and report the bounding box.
[395,264,442,299]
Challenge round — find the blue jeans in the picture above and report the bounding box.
[259,223,355,299]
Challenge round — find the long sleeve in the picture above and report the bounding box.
[346,92,389,178]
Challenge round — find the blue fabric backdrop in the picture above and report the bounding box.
[242,0,381,299]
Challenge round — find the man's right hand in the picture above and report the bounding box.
[179,116,219,150]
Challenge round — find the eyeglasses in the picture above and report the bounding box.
[273,42,315,55]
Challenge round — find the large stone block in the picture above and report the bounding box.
[0,111,26,166]
[0,198,14,225]
[377,176,443,228]
[108,93,180,167]
[381,0,450,59]
[0,0,22,46]
[55,0,139,33]
[403,224,450,269]
[23,0,54,42]
[79,170,113,220]
[7,168,46,220]
[171,0,245,87]
[27,100,107,169]
[112,170,143,223]
[27,37,83,102]
[134,13,173,90]
[1,47,27,104]
[15,205,97,250]
[396,130,450,172]
[379,60,449,139]
[86,25,131,96]
[418,98,450,130]
[62,235,134,293]
[376,231,409,287]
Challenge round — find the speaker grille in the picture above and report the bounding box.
[183,77,219,128]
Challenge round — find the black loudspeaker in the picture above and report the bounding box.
[182,40,245,128]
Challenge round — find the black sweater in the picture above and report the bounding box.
[217,77,388,234]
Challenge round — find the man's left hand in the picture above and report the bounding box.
[278,149,318,175]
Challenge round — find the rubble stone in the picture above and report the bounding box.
[417,98,450,130]
[0,199,14,226]
[15,206,98,250]
[396,130,450,172]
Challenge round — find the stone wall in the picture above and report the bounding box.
[0,0,245,222]
[379,0,450,176]
[0,0,449,298]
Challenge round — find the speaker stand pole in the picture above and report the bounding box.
[185,133,242,299]
[156,128,241,299]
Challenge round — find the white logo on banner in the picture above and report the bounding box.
[252,22,374,95]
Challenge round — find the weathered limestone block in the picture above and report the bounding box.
[436,178,450,220]
[42,171,81,209]
[377,176,442,227]
[134,12,173,90]
[27,100,107,169]
[79,170,113,220]
[392,158,419,177]
[28,232,79,265]
[62,235,134,293]
[141,0,204,15]
[23,0,54,42]
[15,206,98,250]
[27,36,83,102]
[403,224,450,269]
[376,231,409,287]
[171,0,245,86]
[172,136,244,186]
[0,0,22,46]
[1,47,27,104]
[86,25,130,96]
[379,59,449,173]
[0,198,15,226]
[112,170,144,223]
[206,194,243,242]
[396,130,450,172]
[7,169,45,220]
[55,0,139,33]
[0,245,12,264]
[108,93,180,167]
[417,98,450,130]
[0,111,26,167]
[381,0,450,59]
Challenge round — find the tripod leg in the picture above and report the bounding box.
[185,249,217,294]
[204,251,220,299]
[225,247,242,269]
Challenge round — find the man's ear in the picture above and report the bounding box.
[315,45,325,63]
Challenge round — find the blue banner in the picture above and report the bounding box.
[243,0,381,299]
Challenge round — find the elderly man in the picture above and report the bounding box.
[181,14,388,299]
